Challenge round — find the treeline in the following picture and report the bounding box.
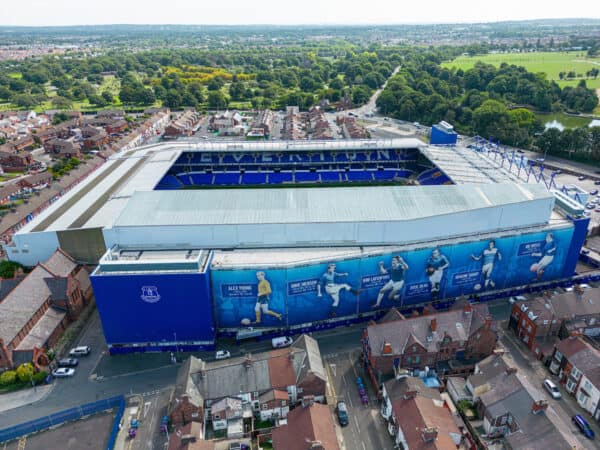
[0,46,402,111]
[377,50,599,147]
[535,127,600,162]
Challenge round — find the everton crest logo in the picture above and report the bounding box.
[141,286,161,303]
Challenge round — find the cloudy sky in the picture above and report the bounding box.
[1,0,598,26]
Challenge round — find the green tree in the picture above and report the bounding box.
[0,370,17,386]
[207,90,229,109]
[101,91,114,103]
[16,363,34,383]
[51,96,73,110]
[0,260,25,278]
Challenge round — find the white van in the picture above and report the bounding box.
[271,336,293,349]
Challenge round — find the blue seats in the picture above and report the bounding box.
[268,172,294,184]
[320,171,341,183]
[347,171,373,182]
[190,173,214,185]
[295,171,320,183]
[335,153,349,162]
[241,172,267,185]
[213,172,240,185]
[157,174,183,188]
[373,170,396,180]
[223,154,255,164]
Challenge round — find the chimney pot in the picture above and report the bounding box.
[463,304,473,314]
[505,367,517,375]
[421,427,438,442]
[430,318,437,332]
[382,342,393,355]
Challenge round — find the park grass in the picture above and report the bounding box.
[442,51,600,89]
[8,72,22,79]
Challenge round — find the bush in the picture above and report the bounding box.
[16,363,34,383]
[0,370,17,386]
[32,371,48,385]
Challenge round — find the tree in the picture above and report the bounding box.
[208,90,229,109]
[164,90,182,109]
[207,77,224,91]
[0,370,17,386]
[13,94,38,109]
[51,96,73,110]
[0,260,24,278]
[16,363,34,383]
[101,91,114,103]
[89,94,109,107]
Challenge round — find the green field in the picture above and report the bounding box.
[442,51,600,90]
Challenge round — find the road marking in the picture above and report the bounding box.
[144,401,151,418]
[354,415,361,433]
[362,441,367,450]
[330,363,337,377]
[347,393,353,408]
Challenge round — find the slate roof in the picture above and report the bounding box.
[565,339,600,387]
[367,304,490,356]
[469,353,511,390]
[44,277,68,302]
[43,249,77,277]
[0,276,25,302]
[384,376,441,403]
[271,402,339,450]
[174,356,205,408]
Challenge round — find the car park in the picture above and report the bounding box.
[543,379,561,399]
[52,367,75,377]
[69,345,91,356]
[336,401,349,427]
[271,336,293,348]
[215,350,231,360]
[572,415,595,439]
[57,358,78,367]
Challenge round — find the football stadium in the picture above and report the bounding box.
[6,138,590,353]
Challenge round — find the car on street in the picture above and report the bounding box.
[572,414,595,439]
[336,401,349,427]
[517,149,525,153]
[69,345,91,357]
[586,204,594,209]
[215,350,231,360]
[579,175,586,181]
[536,158,545,163]
[592,190,599,196]
[52,368,75,378]
[543,379,561,399]
[595,180,600,185]
[57,358,79,367]
[271,336,293,348]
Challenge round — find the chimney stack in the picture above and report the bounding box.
[430,318,437,332]
[301,395,315,408]
[463,304,472,315]
[382,342,393,355]
[532,399,548,414]
[505,367,518,376]
[485,315,493,329]
[244,353,253,369]
[421,427,438,443]
[403,390,418,400]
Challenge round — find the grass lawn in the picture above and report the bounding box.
[442,51,600,89]
[8,72,22,79]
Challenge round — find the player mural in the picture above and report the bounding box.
[530,232,557,280]
[372,256,409,308]
[426,248,449,300]
[210,227,575,329]
[253,271,283,324]
[471,240,502,290]
[317,263,360,313]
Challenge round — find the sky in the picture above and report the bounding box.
[0,0,599,26]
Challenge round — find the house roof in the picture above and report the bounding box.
[291,334,327,385]
[43,248,77,277]
[367,304,491,356]
[20,171,52,186]
[258,388,288,404]
[74,267,91,292]
[392,396,461,450]
[564,339,600,388]
[210,397,242,418]
[519,289,600,324]
[384,377,442,403]
[0,264,54,344]
[0,276,25,302]
[379,307,405,323]
[555,336,589,359]
[44,277,68,302]
[469,353,511,390]
[271,402,339,450]
[174,356,205,408]
[268,349,298,389]
[167,422,214,450]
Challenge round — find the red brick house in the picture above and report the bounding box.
[363,304,497,381]
[0,248,92,370]
[0,151,34,172]
[105,119,128,135]
[43,139,82,158]
[18,172,53,190]
[0,184,21,205]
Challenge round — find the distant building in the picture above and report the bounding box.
[165,110,201,138]
[210,111,242,132]
[43,139,82,158]
[430,121,458,145]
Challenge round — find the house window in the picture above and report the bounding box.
[413,346,418,353]
[523,334,529,343]
[527,325,532,333]
[579,392,589,405]
[262,403,268,410]
[281,400,286,407]
[522,319,526,327]
[585,381,593,391]
[572,367,581,379]
[406,357,411,365]
[214,414,220,420]
[414,356,421,364]
[567,380,577,392]
[554,350,563,361]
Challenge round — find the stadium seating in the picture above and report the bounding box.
[190,173,214,185]
[223,154,255,164]
[320,171,341,183]
[268,172,294,184]
[347,170,373,182]
[214,172,241,186]
[241,172,267,185]
[156,174,183,189]
[295,171,320,183]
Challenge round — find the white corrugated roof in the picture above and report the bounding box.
[113,183,552,227]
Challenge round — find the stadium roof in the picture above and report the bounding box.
[113,183,552,227]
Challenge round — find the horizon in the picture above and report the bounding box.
[1,0,599,28]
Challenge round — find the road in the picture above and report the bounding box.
[349,65,401,116]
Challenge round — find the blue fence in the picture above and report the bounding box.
[0,395,125,448]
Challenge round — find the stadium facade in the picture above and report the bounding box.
[6,139,589,353]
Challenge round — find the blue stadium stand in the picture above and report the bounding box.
[241,172,267,185]
[295,171,320,183]
[347,170,373,182]
[335,153,349,162]
[190,173,214,185]
[156,174,183,189]
[214,172,241,186]
[320,171,341,183]
[268,172,294,184]
[223,154,255,164]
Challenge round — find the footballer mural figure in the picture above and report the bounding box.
[253,271,283,324]
[426,248,449,300]
[530,232,557,280]
[372,255,409,308]
[317,263,359,308]
[471,240,502,290]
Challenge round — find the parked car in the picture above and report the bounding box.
[52,368,75,378]
[536,158,545,163]
[591,190,599,196]
[543,379,561,399]
[336,401,349,427]
[69,345,91,357]
[271,336,293,349]
[215,350,231,360]
[595,180,600,185]
[57,358,78,367]
[579,175,586,181]
[572,414,595,439]
[517,149,525,154]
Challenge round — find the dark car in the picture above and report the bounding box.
[572,414,595,439]
[57,358,79,367]
[336,401,349,427]
[591,190,599,196]
[579,175,586,181]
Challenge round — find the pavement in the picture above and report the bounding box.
[0,385,54,414]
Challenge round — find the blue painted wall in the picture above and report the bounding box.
[430,125,458,145]
[563,215,590,276]
[211,227,576,329]
[91,271,215,348]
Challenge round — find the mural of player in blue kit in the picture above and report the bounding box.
[372,256,409,308]
[530,232,557,280]
[317,263,359,309]
[471,240,502,290]
[426,248,449,300]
